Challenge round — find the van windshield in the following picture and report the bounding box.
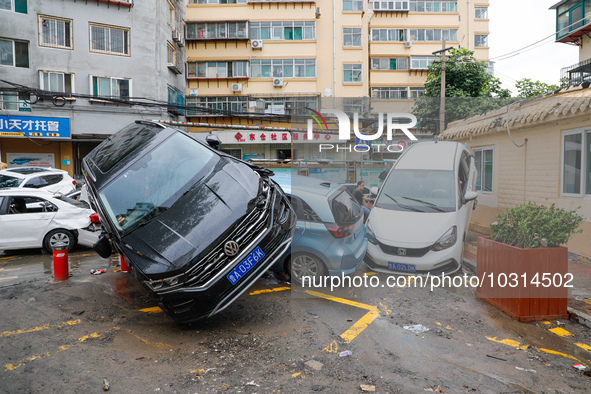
[375,169,456,213]
[99,132,216,233]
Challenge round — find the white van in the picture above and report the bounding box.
[365,141,477,276]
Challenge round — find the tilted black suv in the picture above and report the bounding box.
[82,121,295,323]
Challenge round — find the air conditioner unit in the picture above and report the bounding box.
[251,40,263,49]
[315,6,321,18]
[189,88,198,97]
[273,78,284,87]
[404,41,412,48]
[172,30,182,43]
[178,37,185,47]
[231,83,243,92]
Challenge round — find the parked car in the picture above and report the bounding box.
[0,189,98,252]
[82,121,296,324]
[365,141,477,276]
[272,174,367,283]
[0,167,76,194]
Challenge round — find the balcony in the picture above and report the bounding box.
[561,58,591,85]
[186,21,248,41]
[552,0,591,43]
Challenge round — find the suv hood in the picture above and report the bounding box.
[122,158,261,276]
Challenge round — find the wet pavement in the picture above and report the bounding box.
[0,247,590,392]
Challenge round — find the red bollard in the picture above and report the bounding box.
[120,254,130,272]
[52,244,69,280]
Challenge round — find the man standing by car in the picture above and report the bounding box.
[353,181,374,217]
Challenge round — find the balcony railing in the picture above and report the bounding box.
[561,58,591,84]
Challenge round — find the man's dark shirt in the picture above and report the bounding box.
[353,188,364,205]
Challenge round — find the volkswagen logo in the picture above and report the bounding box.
[397,248,407,256]
[224,241,240,257]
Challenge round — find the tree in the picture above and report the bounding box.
[412,48,513,134]
[515,78,568,98]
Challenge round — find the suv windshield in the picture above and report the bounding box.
[99,132,216,233]
[376,169,456,213]
[0,175,23,188]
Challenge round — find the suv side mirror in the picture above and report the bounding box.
[93,234,112,258]
[206,134,221,150]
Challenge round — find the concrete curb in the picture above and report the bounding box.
[462,257,477,275]
[568,307,591,330]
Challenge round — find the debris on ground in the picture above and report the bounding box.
[305,360,323,371]
[573,364,587,371]
[424,385,445,392]
[486,355,507,361]
[515,367,536,373]
[360,384,376,392]
[338,350,352,357]
[404,324,430,334]
[245,380,259,387]
[102,378,110,391]
[90,269,106,275]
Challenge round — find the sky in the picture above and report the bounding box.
[489,0,579,94]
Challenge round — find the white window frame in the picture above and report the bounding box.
[89,23,130,56]
[167,0,175,24]
[561,127,591,198]
[475,34,488,47]
[343,0,364,11]
[371,57,408,70]
[167,42,176,66]
[90,75,132,99]
[343,63,362,83]
[369,1,409,11]
[472,146,494,194]
[409,55,437,69]
[0,38,28,68]
[39,15,72,49]
[0,91,18,110]
[0,0,26,13]
[474,6,488,19]
[39,70,75,93]
[371,87,408,99]
[370,28,406,42]
[343,27,362,47]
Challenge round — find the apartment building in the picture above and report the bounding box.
[184,0,489,161]
[0,0,186,177]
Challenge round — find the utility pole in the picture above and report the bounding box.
[432,42,454,135]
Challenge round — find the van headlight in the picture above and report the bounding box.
[365,221,378,245]
[431,226,457,251]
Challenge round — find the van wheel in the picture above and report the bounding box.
[288,253,326,284]
[44,229,76,252]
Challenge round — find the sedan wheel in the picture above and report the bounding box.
[44,229,76,252]
[290,253,326,284]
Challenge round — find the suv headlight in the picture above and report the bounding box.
[431,226,457,251]
[365,221,378,245]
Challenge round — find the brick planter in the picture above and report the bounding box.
[475,237,569,322]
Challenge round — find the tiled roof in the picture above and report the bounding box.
[439,84,591,141]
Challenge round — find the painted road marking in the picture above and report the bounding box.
[0,320,81,338]
[139,306,163,313]
[0,276,19,282]
[548,327,574,338]
[575,343,591,353]
[538,348,588,367]
[78,333,100,342]
[306,290,380,344]
[487,337,529,350]
[487,337,588,367]
[249,287,291,295]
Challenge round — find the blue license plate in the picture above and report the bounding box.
[227,247,265,285]
[388,262,416,272]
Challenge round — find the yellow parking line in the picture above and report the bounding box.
[139,306,163,313]
[0,276,18,282]
[575,343,591,353]
[78,333,100,342]
[249,286,291,295]
[538,348,588,367]
[305,290,375,311]
[487,337,529,350]
[0,320,81,338]
[549,327,574,338]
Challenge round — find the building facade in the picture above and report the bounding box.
[183,0,489,161]
[0,0,186,177]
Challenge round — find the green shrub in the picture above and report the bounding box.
[490,202,584,249]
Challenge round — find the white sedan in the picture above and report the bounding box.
[0,167,76,194]
[0,189,99,252]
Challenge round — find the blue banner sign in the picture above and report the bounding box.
[0,115,70,139]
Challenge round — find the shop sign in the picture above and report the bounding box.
[7,153,55,168]
[0,115,70,138]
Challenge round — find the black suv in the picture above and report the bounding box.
[82,121,295,323]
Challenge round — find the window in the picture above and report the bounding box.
[409,56,437,69]
[409,29,458,41]
[556,0,591,39]
[371,58,407,70]
[168,85,185,115]
[186,21,248,39]
[343,0,363,11]
[475,34,488,47]
[189,0,246,3]
[562,128,591,196]
[372,87,408,99]
[39,15,72,49]
[343,28,362,47]
[0,38,28,67]
[251,96,319,115]
[90,24,130,56]
[250,59,316,78]
[40,71,73,93]
[167,42,176,66]
[0,91,18,110]
[187,61,249,78]
[24,175,63,189]
[473,147,493,193]
[250,21,315,41]
[369,1,409,11]
[409,87,425,98]
[409,1,457,12]
[187,96,249,116]
[370,28,406,42]
[167,0,175,23]
[475,6,488,19]
[91,76,131,99]
[0,0,27,13]
[343,64,362,83]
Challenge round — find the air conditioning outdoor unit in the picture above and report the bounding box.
[173,30,182,43]
[404,41,412,48]
[251,40,263,49]
[231,83,243,92]
[273,78,284,87]
[178,37,185,47]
